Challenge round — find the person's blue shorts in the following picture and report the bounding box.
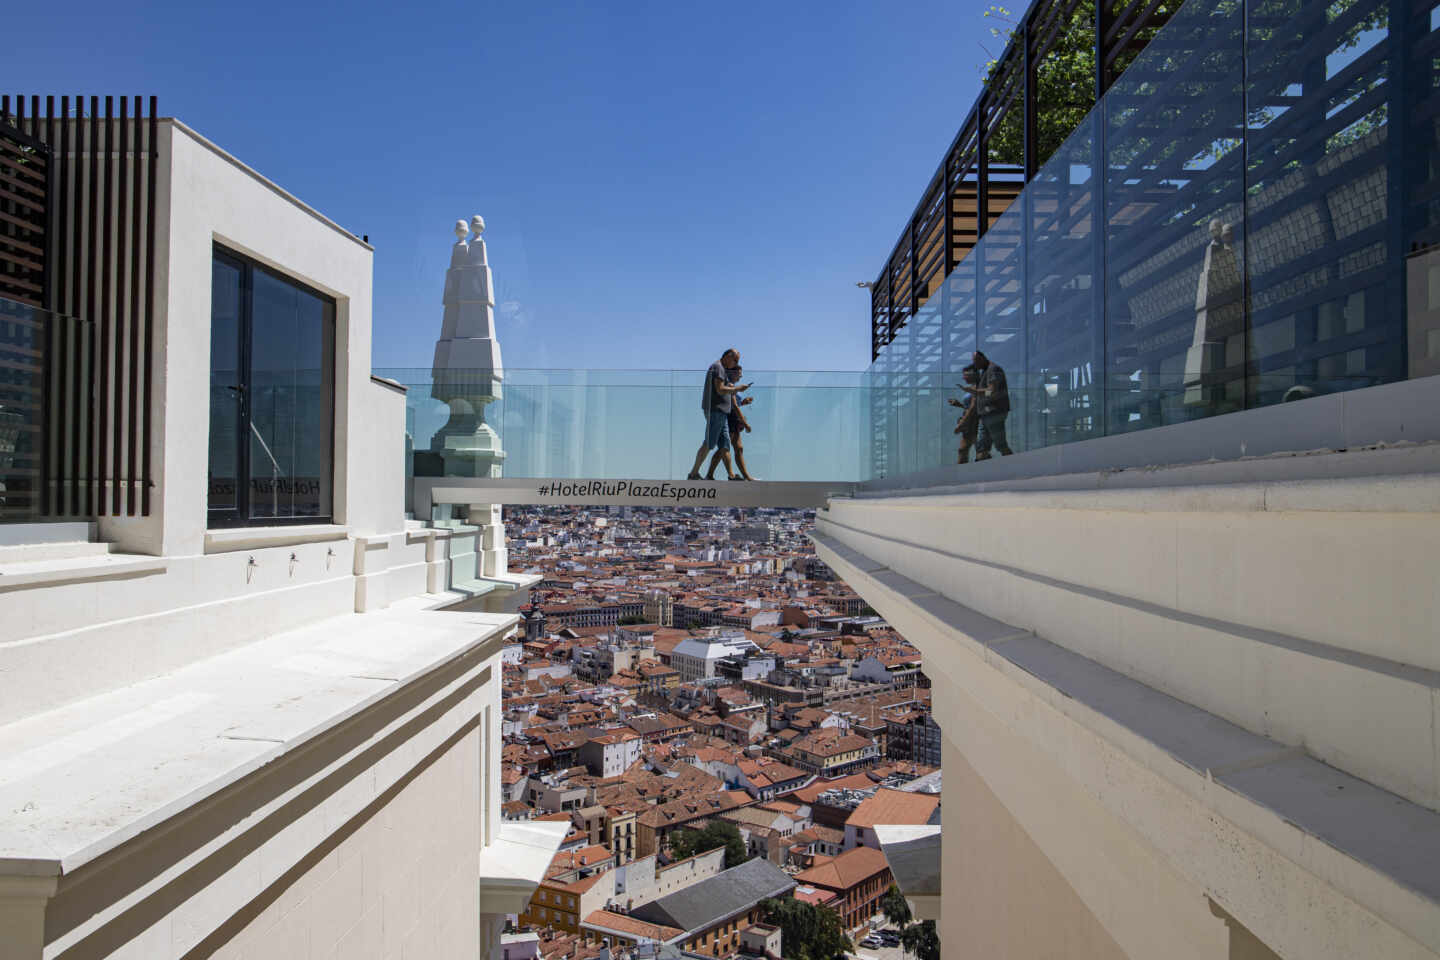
[705,408,731,452]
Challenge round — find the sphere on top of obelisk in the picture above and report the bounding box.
[468,216,488,266]
[451,219,470,266]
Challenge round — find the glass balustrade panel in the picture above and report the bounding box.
[377,368,867,483]
[1028,114,1103,449]
[1104,0,1246,435]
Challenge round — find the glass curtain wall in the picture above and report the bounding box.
[1105,0,1246,432]
[1029,117,1103,447]
[865,0,1438,480]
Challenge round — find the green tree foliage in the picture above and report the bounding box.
[617,615,648,625]
[668,820,750,869]
[900,920,941,960]
[981,2,1099,168]
[979,0,1184,170]
[880,884,912,929]
[981,0,1388,181]
[760,897,853,960]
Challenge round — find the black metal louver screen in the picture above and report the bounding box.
[0,95,160,520]
[0,114,49,307]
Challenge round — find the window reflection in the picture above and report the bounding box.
[865,0,1434,477]
[207,249,334,526]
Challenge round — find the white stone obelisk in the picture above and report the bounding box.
[430,215,507,577]
[1184,218,1243,409]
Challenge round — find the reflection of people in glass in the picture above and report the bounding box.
[948,366,980,464]
[1184,218,1243,410]
[707,365,755,480]
[961,351,1013,459]
[687,349,751,480]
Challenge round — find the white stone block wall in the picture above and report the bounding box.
[206,724,481,960]
[815,462,1440,960]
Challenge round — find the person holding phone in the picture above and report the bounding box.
[687,348,751,480]
[707,364,756,480]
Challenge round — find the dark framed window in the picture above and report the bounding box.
[208,246,335,527]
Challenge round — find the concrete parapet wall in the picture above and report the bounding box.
[11,630,503,960]
[813,526,1440,960]
[0,525,473,724]
[820,464,1440,812]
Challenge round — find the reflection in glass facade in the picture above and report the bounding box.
[1029,117,1102,447]
[208,248,335,525]
[0,297,54,520]
[866,0,1440,479]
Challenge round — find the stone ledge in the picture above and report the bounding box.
[858,439,1440,506]
[478,821,569,915]
[0,602,516,877]
[476,570,542,592]
[855,464,1440,514]
[0,553,167,593]
[204,524,350,554]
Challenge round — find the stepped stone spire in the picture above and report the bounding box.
[431,215,505,479]
[428,215,509,579]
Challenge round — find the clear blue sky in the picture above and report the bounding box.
[12,0,999,373]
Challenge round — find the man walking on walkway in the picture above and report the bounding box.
[962,350,1014,459]
[688,349,750,479]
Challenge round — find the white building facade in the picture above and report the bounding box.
[670,631,758,682]
[0,116,560,960]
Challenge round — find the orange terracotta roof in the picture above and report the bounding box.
[583,910,683,942]
[793,845,890,891]
[550,845,613,870]
[845,788,940,830]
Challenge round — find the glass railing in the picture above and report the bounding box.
[866,0,1440,481]
[378,364,1382,486]
[375,368,870,482]
[867,369,1385,470]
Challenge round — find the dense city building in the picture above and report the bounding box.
[491,505,939,957]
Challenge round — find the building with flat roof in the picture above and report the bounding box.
[629,858,797,958]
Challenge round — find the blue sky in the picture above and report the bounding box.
[11,0,999,373]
